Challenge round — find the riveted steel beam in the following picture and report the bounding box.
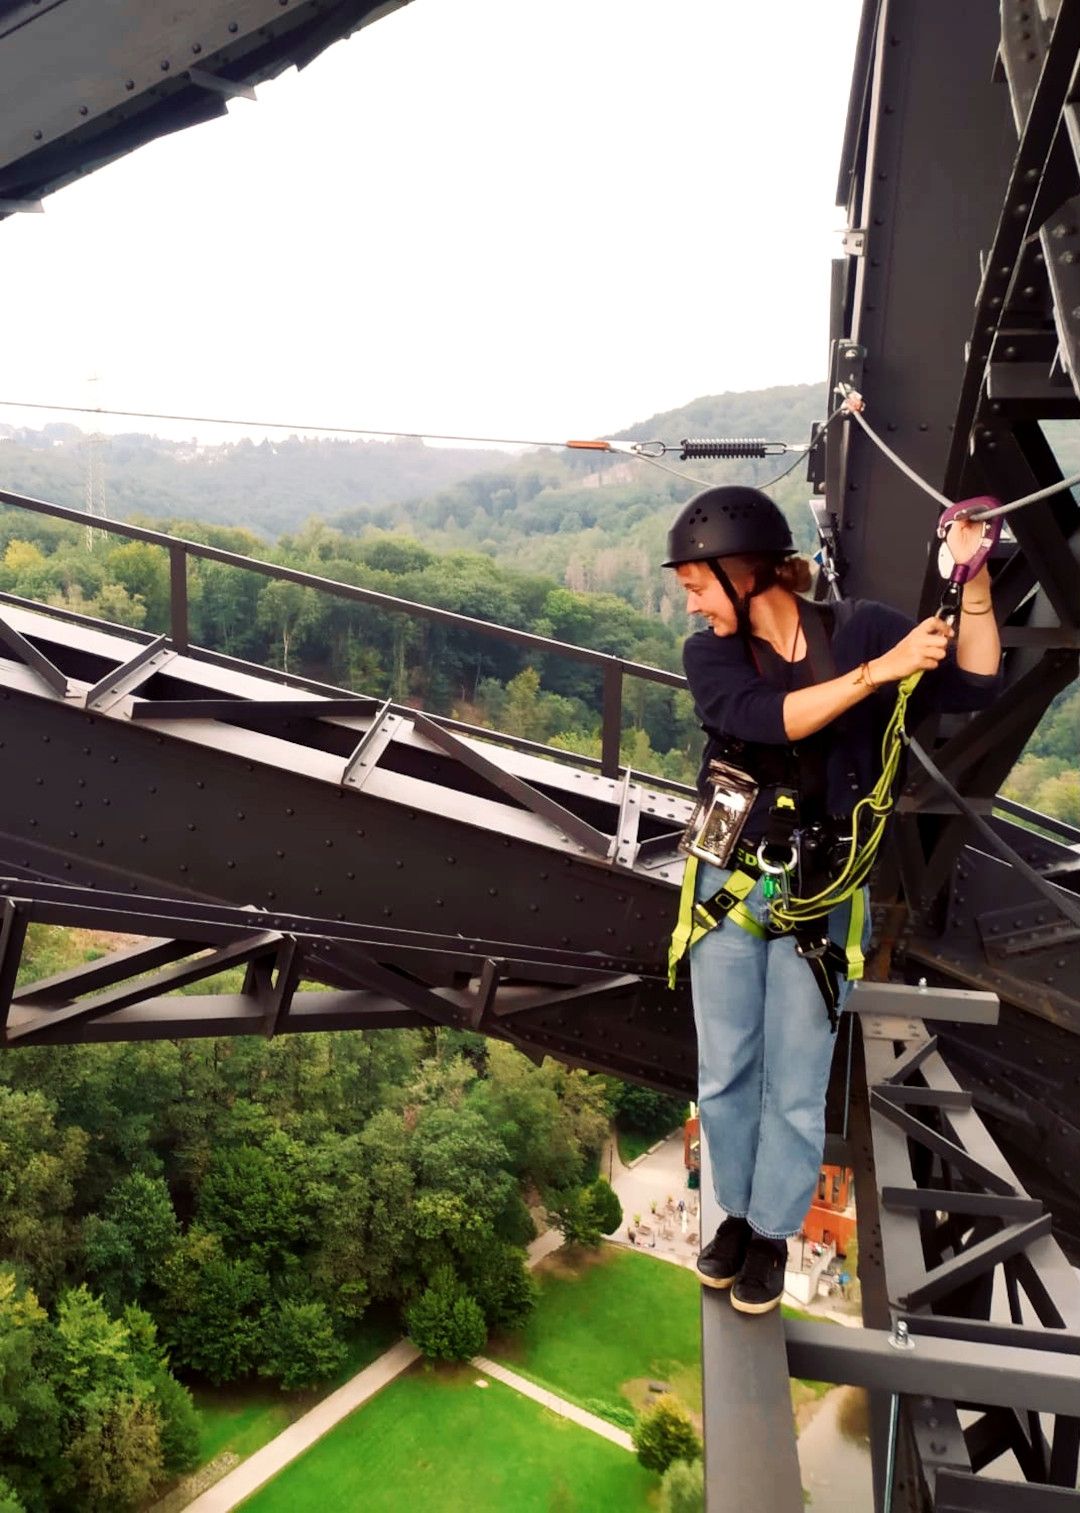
[85,636,175,713]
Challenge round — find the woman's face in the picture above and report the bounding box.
[674,560,749,636]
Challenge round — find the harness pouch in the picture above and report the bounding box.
[679,759,759,867]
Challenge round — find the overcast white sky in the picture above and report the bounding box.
[1,0,861,446]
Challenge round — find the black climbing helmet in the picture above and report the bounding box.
[662,486,795,567]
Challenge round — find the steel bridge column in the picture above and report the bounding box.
[833,0,1015,611]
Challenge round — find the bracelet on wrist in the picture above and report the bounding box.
[960,600,994,616]
[855,660,880,691]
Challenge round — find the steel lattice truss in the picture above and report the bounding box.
[4,2,1080,1511]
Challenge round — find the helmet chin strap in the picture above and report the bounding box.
[709,559,777,635]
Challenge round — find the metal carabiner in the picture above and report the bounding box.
[756,842,797,907]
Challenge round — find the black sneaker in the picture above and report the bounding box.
[696,1215,751,1290]
[730,1234,787,1314]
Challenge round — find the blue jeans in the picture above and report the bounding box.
[689,861,865,1239]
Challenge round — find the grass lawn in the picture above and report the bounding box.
[490,1243,702,1424]
[615,1127,655,1165]
[240,1364,659,1512]
[192,1309,400,1469]
[195,1393,293,1466]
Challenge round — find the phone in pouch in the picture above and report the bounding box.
[679,760,759,867]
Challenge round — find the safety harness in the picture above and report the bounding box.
[668,824,867,1032]
[667,600,866,1029]
[668,494,1003,1028]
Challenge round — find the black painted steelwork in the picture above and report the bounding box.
[0,592,697,1091]
[0,0,414,221]
[814,4,1080,1505]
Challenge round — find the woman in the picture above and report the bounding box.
[664,485,1000,1314]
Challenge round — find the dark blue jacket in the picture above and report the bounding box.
[683,597,1001,835]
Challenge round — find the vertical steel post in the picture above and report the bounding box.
[600,662,623,778]
[169,543,189,652]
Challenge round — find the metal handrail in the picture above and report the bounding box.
[0,485,686,777]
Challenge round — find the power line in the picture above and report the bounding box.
[0,397,569,450]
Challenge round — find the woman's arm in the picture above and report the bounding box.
[781,617,953,740]
[954,565,1001,675]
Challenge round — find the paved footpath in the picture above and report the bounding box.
[182,1228,569,1511]
[182,1339,422,1513]
[470,1356,633,1451]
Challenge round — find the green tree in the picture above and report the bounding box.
[120,1305,199,1477]
[52,1286,134,1411]
[632,1395,702,1473]
[0,1087,87,1297]
[65,1393,163,1513]
[90,581,147,628]
[612,1082,687,1136]
[463,1242,538,1333]
[404,1268,486,1362]
[104,541,171,627]
[354,1111,415,1302]
[661,1456,705,1513]
[412,1105,517,1260]
[545,1186,602,1249]
[260,1301,347,1390]
[157,1231,270,1383]
[196,1141,307,1264]
[0,1270,62,1512]
[587,1177,623,1236]
[256,579,318,672]
[467,1043,586,1191]
[51,1289,174,1510]
[0,1476,25,1513]
[82,1173,179,1313]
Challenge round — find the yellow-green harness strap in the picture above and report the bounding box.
[844,884,866,983]
[667,858,765,988]
[668,858,868,1010]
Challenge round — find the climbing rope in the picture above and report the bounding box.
[836,385,1080,520]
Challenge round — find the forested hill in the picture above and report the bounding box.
[0,383,826,549]
[0,425,513,538]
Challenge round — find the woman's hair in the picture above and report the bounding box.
[774,556,813,594]
[723,552,814,595]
